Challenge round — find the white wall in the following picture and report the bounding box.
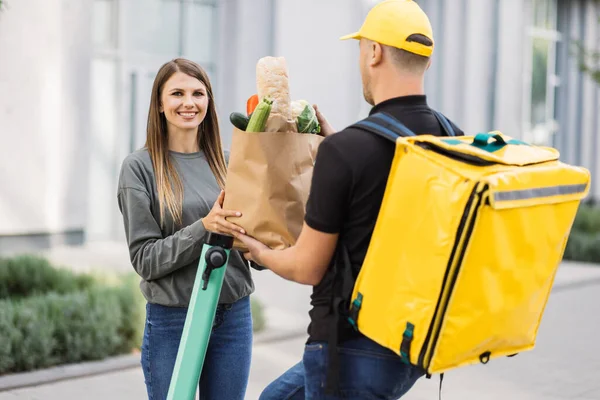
[0,0,91,236]
[422,0,526,137]
[493,0,527,139]
[216,0,369,140]
[273,0,368,130]
[579,1,598,174]
[86,57,122,241]
[461,0,497,134]
[438,0,469,126]
[215,0,275,149]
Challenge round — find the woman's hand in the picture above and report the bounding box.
[202,190,246,236]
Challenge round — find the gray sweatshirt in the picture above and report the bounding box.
[117,148,254,307]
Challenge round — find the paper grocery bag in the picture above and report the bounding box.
[223,127,324,252]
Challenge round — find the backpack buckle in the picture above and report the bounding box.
[347,293,363,331]
[400,322,415,364]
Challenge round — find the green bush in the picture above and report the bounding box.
[0,282,144,375]
[563,204,600,263]
[8,296,57,371]
[0,255,95,300]
[49,288,123,363]
[0,254,145,375]
[0,303,17,373]
[564,231,600,263]
[571,204,600,235]
[251,297,266,333]
[113,274,146,351]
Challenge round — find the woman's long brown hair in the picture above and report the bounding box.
[145,58,227,227]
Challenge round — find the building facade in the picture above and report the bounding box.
[0,0,598,251]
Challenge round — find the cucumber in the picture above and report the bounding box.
[246,98,273,132]
[230,112,250,131]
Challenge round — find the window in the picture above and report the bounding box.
[121,0,181,56]
[115,0,218,60]
[182,2,218,69]
[92,0,117,49]
[523,0,561,146]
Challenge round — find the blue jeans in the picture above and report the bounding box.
[140,295,253,400]
[259,337,424,400]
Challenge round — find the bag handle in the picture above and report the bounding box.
[469,133,527,152]
[473,133,506,147]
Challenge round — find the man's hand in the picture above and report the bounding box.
[233,222,338,286]
[313,104,336,137]
[233,232,269,265]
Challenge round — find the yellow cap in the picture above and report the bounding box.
[340,0,434,57]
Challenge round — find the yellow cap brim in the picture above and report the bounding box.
[340,32,361,40]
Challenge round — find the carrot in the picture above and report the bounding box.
[246,94,259,115]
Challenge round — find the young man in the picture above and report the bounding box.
[235,1,464,398]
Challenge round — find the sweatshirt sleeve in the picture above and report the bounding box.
[117,158,208,281]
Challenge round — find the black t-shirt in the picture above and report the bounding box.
[304,95,464,343]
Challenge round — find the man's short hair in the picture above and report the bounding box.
[385,34,433,73]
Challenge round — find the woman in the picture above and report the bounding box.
[117,58,254,400]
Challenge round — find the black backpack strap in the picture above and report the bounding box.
[325,242,356,395]
[432,110,456,137]
[353,110,457,139]
[352,112,417,142]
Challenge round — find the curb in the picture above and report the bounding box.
[552,276,600,293]
[0,353,141,392]
[0,327,305,393]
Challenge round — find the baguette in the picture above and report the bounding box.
[256,56,292,121]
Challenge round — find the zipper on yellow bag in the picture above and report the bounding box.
[420,182,488,371]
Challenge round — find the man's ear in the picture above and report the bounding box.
[370,41,383,67]
[426,58,432,71]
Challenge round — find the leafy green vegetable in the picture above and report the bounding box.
[296,104,320,134]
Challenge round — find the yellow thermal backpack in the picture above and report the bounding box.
[326,111,590,392]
